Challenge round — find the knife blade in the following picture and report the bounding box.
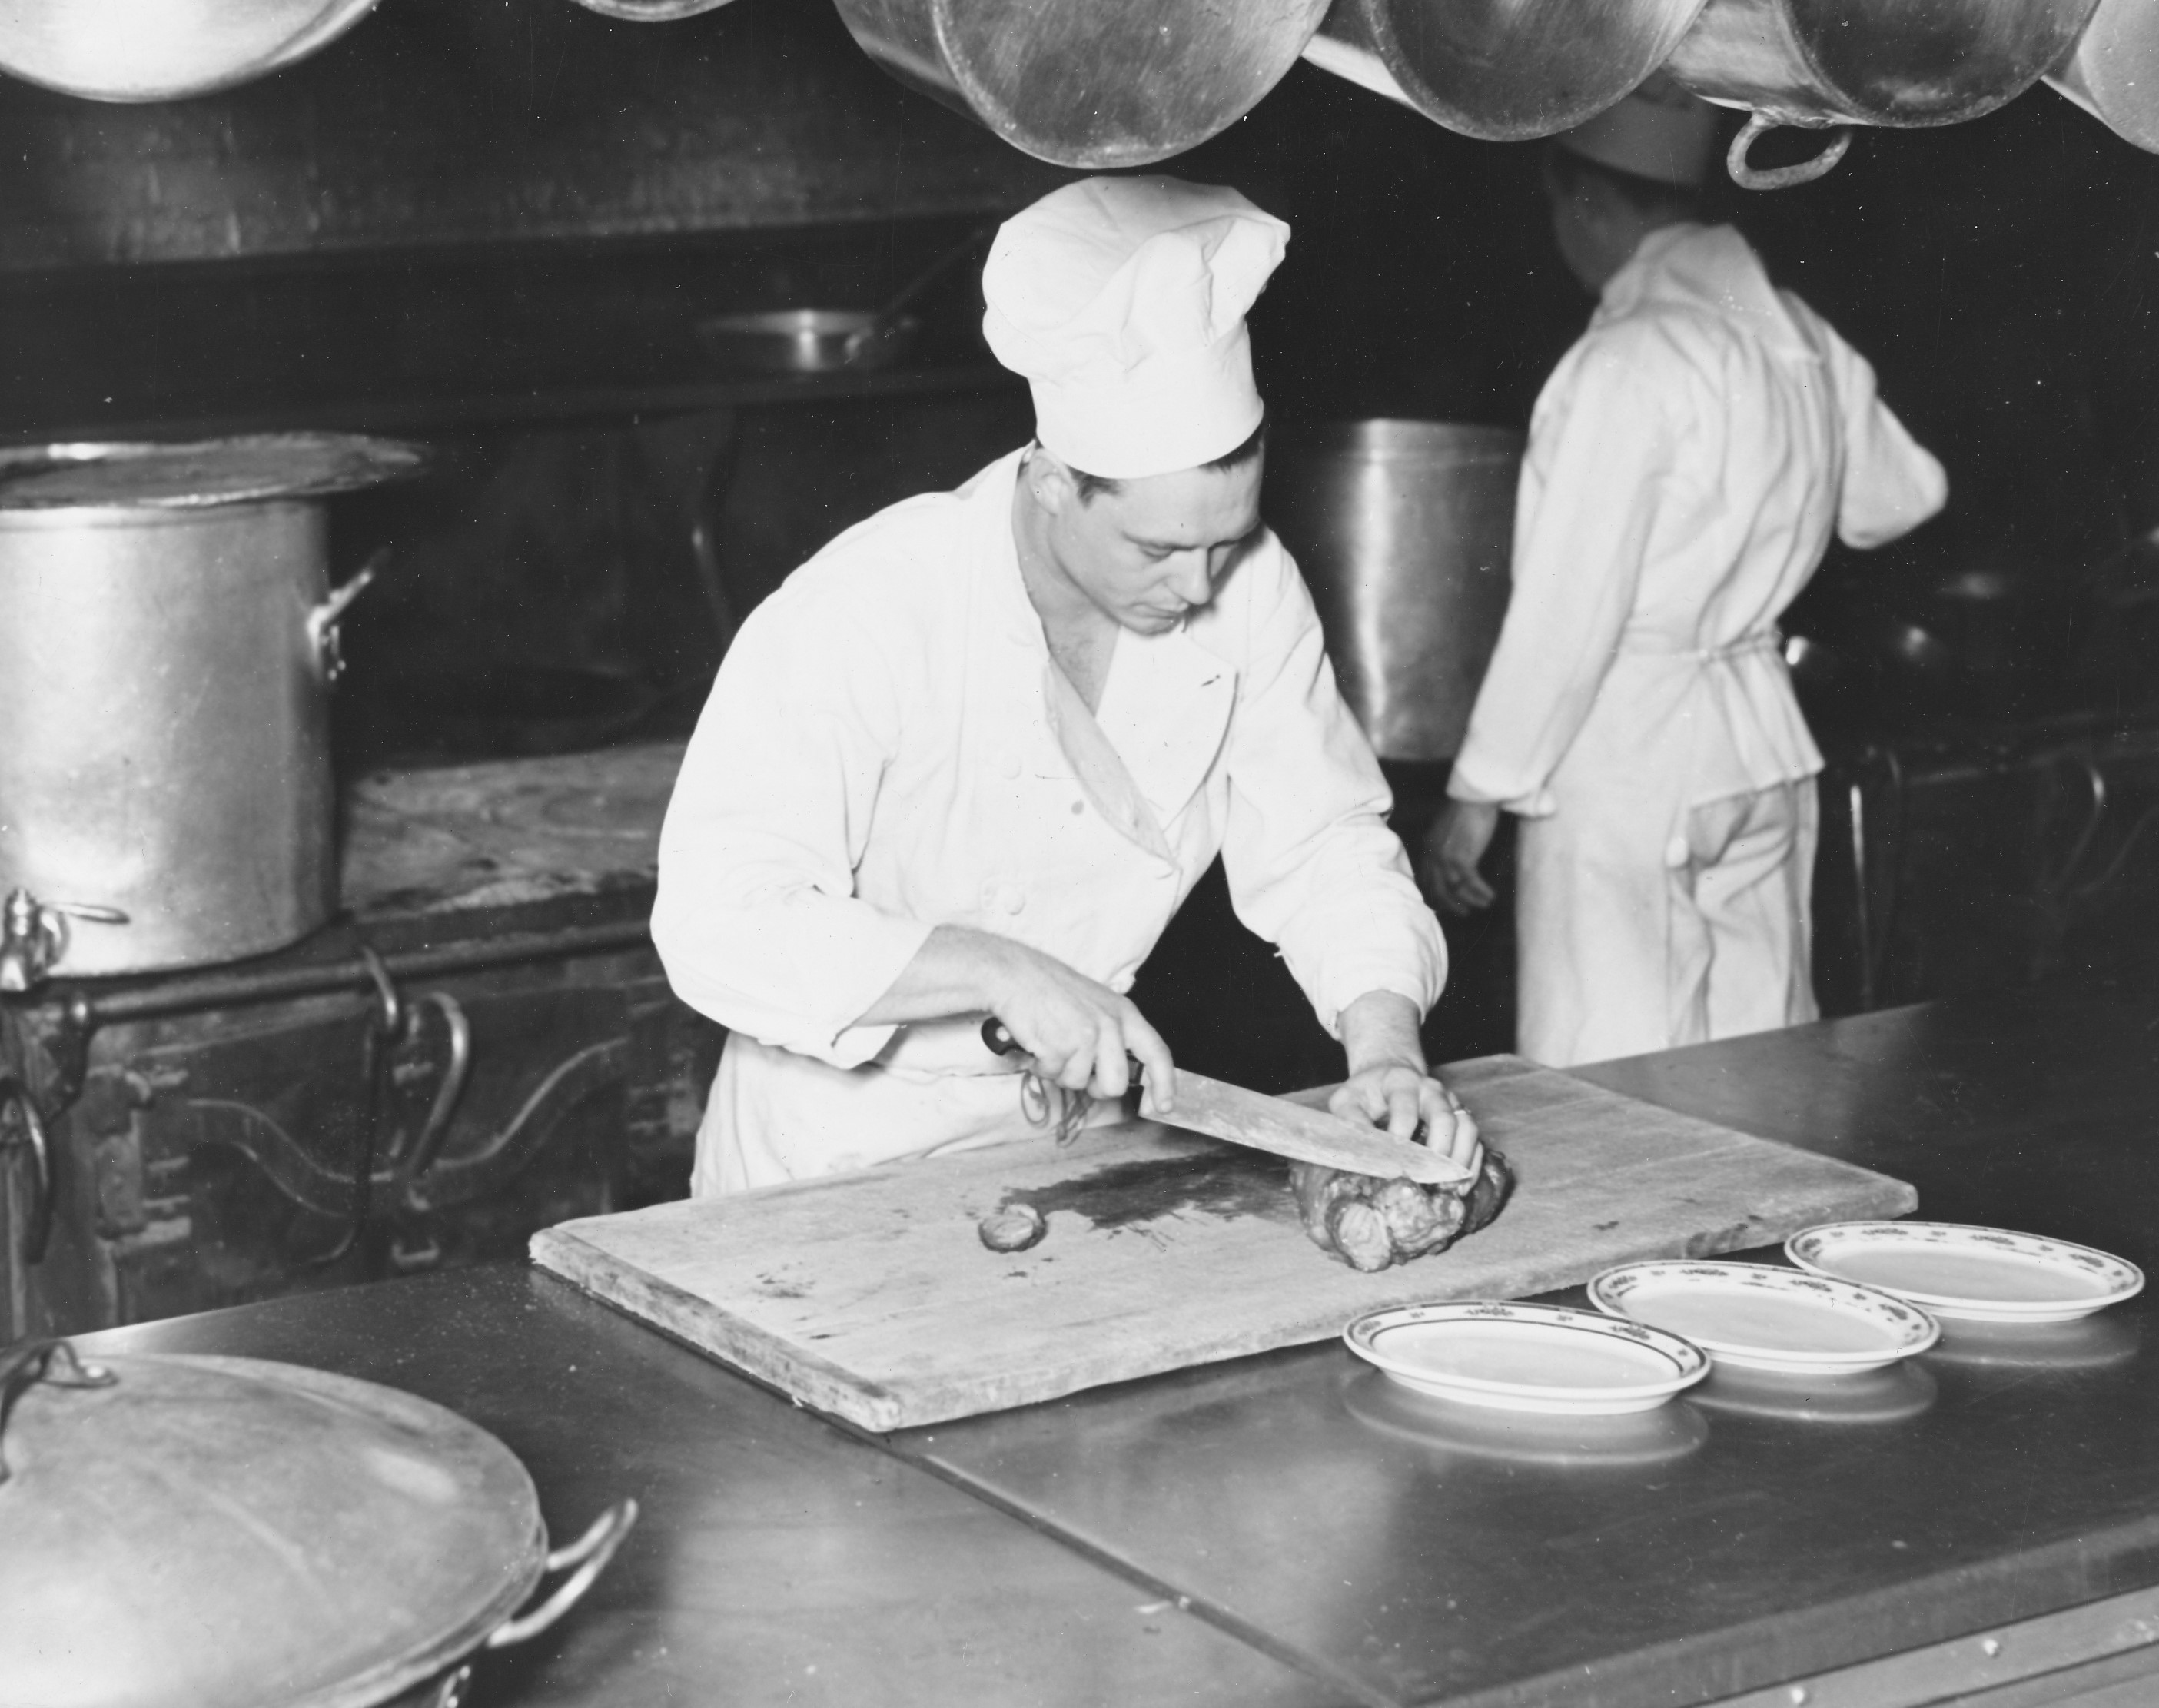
[980,1018,1471,1187]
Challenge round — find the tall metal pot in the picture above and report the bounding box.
[1265,421,1523,763]
[0,436,419,985]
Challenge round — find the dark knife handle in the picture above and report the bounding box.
[981,1017,1145,1080]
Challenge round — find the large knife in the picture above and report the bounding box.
[981,1018,1471,1187]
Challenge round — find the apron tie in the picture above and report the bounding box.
[1617,626,1783,664]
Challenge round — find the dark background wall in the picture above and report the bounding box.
[7,0,2159,1081]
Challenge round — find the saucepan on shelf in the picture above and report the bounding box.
[694,221,994,377]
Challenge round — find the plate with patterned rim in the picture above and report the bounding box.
[1588,1261,1940,1373]
[1785,1222,2145,1323]
[1343,1301,1710,1415]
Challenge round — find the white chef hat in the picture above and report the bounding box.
[982,176,1289,481]
[1559,74,1719,188]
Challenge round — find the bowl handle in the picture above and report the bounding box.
[484,1499,641,1650]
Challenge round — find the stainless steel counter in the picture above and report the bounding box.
[74,965,2159,1708]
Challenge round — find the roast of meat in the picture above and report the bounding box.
[1291,1148,1514,1272]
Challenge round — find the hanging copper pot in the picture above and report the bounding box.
[1666,0,2101,188]
[1303,0,1710,141]
[832,0,1330,167]
[2046,0,2159,153]
[0,0,382,102]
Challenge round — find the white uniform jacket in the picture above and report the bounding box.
[1450,222,1949,821]
[653,447,1445,1192]
[1448,223,1948,1066]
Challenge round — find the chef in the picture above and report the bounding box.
[655,174,1476,1197]
[1423,78,1948,1066]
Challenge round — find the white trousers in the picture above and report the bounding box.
[1515,779,1820,1068]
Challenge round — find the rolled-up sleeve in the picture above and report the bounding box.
[1215,544,1447,1035]
[652,587,934,1068]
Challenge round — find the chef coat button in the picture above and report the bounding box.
[1000,754,1022,779]
[1663,836,1690,869]
[998,885,1025,915]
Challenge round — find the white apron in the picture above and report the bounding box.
[1447,225,1948,1067]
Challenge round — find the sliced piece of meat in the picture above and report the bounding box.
[979,1203,1048,1253]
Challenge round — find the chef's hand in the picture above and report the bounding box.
[980,938,1176,1108]
[860,925,1175,1108]
[1421,799,1500,916]
[1330,990,1481,1172]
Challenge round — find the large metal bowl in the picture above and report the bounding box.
[0,1343,633,1708]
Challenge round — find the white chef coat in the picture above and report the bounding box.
[1449,223,1947,1065]
[653,447,1445,1191]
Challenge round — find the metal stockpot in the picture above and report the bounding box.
[1303,0,1709,141]
[1265,421,1523,763]
[0,436,420,985]
[1666,0,2100,188]
[832,0,1330,167]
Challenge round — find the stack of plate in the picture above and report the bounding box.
[1343,1221,2143,1417]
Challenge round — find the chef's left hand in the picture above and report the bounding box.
[1329,1068,1481,1172]
[1421,799,1501,916]
[1331,991,1482,1172]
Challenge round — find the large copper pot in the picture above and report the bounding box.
[0,0,381,101]
[832,0,1330,167]
[1266,421,1522,763]
[1304,0,1709,141]
[1666,0,2101,186]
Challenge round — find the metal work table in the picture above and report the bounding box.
[78,966,2159,1708]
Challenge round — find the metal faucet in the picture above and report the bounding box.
[0,889,128,993]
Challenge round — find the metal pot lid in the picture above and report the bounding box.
[0,434,424,512]
[0,1346,546,1708]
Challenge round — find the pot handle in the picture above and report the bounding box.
[483,1499,640,1650]
[398,990,473,1203]
[307,550,387,684]
[1727,112,1853,191]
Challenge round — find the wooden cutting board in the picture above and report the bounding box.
[532,1055,1916,1431]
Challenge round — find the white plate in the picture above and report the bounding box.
[1339,1371,1710,1466]
[1689,1362,1939,1427]
[1588,1261,1939,1373]
[1786,1222,2145,1323]
[1343,1301,1709,1415]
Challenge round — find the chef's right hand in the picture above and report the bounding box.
[1421,799,1500,916]
[983,939,1176,1108]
